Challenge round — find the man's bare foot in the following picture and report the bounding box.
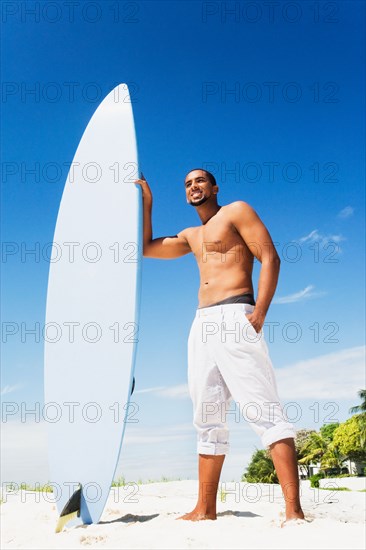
[280,508,306,528]
[177,509,217,521]
[286,509,305,520]
[280,517,310,527]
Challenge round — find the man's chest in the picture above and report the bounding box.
[189,220,245,258]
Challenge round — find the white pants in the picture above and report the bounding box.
[187,303,296,454]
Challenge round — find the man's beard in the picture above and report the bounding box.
[188,194,209,207]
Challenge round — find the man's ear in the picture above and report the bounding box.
[213,185,219,194]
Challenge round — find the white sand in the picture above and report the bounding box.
[1,480,365,549]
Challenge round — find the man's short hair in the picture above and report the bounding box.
[186,168,217,187]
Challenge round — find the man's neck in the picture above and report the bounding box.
[195,202,222,225]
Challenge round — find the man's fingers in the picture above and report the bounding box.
[245,314,254,326]
[245,314,261,333]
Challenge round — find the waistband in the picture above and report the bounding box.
[198,292,255,308]
[195,302,255,317]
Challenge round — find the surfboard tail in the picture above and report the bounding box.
[55,484,82,533]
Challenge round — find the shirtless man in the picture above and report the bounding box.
[135,169,305,525]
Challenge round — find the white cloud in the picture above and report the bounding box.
[276,345,366,400]
[157,384,190,399]
[1,385,21,396]
[123,421,195,445]
[273,285,325,304]
[135,384,189,399]
[134,386,166,395]
[338,206,354,219]
[299,229,345,248]
[146,384,189,399]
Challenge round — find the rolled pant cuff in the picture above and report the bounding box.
[262,426,296,449]
[197,443,230,455]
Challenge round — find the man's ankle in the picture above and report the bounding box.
[196,504,216,515]
[285,504,303,514]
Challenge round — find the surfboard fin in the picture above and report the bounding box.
[55,483,82,533]
[131,376,135,395]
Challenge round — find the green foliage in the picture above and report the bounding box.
[321,487,351,491]
[243,392,366,484]
[321,443,348,471]
[310,472,325,488]
[295,429,317,452]
[5,483,54,493]
[295,429,317,477]
[332,414,366,461]
[295,412,365,476]
[241,448,278,484]
[297,431,329,466]
[111,476,126,487]
[112,475,182,486]
[349,389,366,415]
[320,423,340,442]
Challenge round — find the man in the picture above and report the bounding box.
[134,169,305,526]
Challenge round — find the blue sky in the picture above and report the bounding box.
[1,1,365,484]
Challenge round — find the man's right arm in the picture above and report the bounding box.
[134,177,191,259]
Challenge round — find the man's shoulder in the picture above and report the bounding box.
[225,200,253,210]
[222,201,255,216]
[177,225,199,240]
[180,224,200,233]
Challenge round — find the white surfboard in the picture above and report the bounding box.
[44,84,142,528]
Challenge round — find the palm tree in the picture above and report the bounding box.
[349,389,366,415]
[295,429,317,477]
[321,442,347,472]
[242,449,279,483]
[297,431,328,471]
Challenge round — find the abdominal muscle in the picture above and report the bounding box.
[186,211,255,308]
[196,253,254,308]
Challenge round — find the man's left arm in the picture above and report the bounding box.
[230,201,280,333]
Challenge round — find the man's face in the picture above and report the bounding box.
[184,170,217,207]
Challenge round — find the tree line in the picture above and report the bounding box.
[242,390,366,483]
